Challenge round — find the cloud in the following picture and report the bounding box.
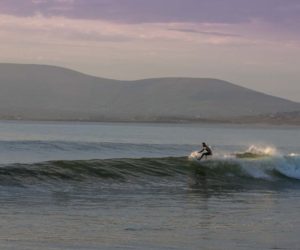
[31,0,48,4]
[0,13,299,50]
[31,0,74,4]
[0,0,297,49]
[0,14,233,45]
[0,1,298,49]
[0,0,299,26]
[0,14,134,44]
[168,28,241,38]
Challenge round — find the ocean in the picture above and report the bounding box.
[0,121,299,250]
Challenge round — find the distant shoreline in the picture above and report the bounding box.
[0,117,299,127]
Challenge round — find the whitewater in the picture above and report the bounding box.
[0,121,300,250]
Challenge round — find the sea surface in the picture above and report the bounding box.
[0,121,300,250]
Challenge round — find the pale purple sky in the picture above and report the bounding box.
[0,0,299,101]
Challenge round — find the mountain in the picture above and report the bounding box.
[0,63,299,123]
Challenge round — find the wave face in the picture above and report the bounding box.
[1,154,300,189]
[0,140,199,165]
[0,157,188,186]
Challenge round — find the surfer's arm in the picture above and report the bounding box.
[198,148,204,153]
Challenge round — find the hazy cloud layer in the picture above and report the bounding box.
[0,0,299,26]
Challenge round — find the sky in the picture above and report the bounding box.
[0,0,299,102]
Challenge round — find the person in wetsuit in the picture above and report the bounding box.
[198,142,212,160]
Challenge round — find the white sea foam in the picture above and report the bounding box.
[189,145,300,180]
[246,145,278,156]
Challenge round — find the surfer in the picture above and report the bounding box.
[198,142,212,160]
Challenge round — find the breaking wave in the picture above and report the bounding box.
[189,145,300,182]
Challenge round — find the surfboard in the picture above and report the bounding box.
[188,151,212,162]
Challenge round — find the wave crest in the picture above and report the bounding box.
[0,154,300,187]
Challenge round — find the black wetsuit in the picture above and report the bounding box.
[198,145,212,160]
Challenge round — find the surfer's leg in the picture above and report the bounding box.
[198,153,205,160]
[201,152,210,160]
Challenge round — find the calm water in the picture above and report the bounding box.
[0,121,299,250]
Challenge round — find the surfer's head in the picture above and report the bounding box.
[202,142,206,146]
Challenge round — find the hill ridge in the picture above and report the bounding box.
[0,63,299,123]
